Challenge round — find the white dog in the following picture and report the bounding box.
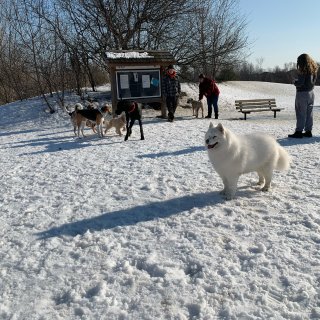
[205,123,290,199]
[104,112,126,136]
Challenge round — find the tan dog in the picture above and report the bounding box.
[187,98,204,118]
[65,103,96,135]
[104,112,126,136]
[74,103,112,138]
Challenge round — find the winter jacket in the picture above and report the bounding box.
[162,75,181,97]
[294,73,317,92]
[199,77,220,100]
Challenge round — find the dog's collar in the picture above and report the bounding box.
[128,102,137,113]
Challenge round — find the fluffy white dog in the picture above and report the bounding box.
[205,123,291,199]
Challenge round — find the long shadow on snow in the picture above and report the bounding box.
[137,145,205,158]
[36,191,224,239]
[18,136,123,155]
[0,128,45,137]
[277,136,320,147]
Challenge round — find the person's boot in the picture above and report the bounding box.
[214,113,219,119]
[288,131,303,138]
[303,131,312,137]
[205,114,211,118]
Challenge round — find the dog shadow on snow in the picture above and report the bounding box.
[36,191,231,239]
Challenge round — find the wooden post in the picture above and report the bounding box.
[110,66,117,115]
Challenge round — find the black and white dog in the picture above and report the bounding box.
[116,100,144,141]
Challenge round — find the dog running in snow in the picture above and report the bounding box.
[205,122,291,200]
[104,112,126,136]
[115,100,144,141]
[187,98,204,118]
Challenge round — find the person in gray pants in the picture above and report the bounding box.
[289,53,318,138]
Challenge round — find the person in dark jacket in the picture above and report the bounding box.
[162,65,181,122]
[288,53,318,138]
[199,74,220,119]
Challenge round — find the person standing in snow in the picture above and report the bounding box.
[162,65,181,122]
[288,53,318,138]
[198,74,220,119]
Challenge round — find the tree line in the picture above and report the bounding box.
[0,0,249,108]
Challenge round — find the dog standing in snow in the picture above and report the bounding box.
[104,111,126,136]
[187,98,204,118]
[205,123,291,199]
[66,103,112,138]
[116,100,144,141]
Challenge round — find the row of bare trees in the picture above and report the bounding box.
[0,0,250,107]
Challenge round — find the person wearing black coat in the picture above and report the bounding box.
[162,65,181,122]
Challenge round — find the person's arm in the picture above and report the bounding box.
[162,77,167,97]
[199,84,203,100]
[177,79,181,95]
[294,74,306,88]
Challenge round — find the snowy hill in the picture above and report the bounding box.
[1,82,320,319]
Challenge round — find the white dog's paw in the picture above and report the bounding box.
[224,191,236,200]
[261,186,270,192]
[219,189,226,195]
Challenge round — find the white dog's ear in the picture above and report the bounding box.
[217,123,224,133]
[209,122,214,129]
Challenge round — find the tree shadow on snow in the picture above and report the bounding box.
[0,128,45,137]
[36,191,225,239]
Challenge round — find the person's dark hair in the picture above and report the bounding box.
[168,64,174,69]
[199,74,205,79]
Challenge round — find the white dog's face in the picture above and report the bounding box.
[205,122,225,150]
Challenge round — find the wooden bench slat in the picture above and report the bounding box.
[235,99,276,103]
[236,104,277,110]
[239,108,284,113]
[235,101,276,107]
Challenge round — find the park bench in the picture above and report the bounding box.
[235,98,284,120]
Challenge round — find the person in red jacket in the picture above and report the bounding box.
[199,74,220,119]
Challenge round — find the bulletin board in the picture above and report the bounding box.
[116,69,161,100]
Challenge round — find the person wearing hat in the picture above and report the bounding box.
[199,74,220,119]
[162,65,181,122]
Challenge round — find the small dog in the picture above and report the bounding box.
[205,123,290,200]
[104,112,126,136]
[116,100,144,141]
[187,98,204,118]
[72,103,112,138]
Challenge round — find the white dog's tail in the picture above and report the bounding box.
[276,146,291,171]
[74,103,84,111]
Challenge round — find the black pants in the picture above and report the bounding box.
[166,96,178,120]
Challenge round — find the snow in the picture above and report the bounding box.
[1,81,320,319]
[106,52,153,59]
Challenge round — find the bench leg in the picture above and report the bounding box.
[244,113,247,120]
[274,111,276,118]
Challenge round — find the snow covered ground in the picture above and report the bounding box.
[1,81,320,320]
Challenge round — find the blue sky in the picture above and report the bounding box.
[238,0,320,69]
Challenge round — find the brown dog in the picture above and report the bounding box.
[104,112,126,136]
[187,98,204,118]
